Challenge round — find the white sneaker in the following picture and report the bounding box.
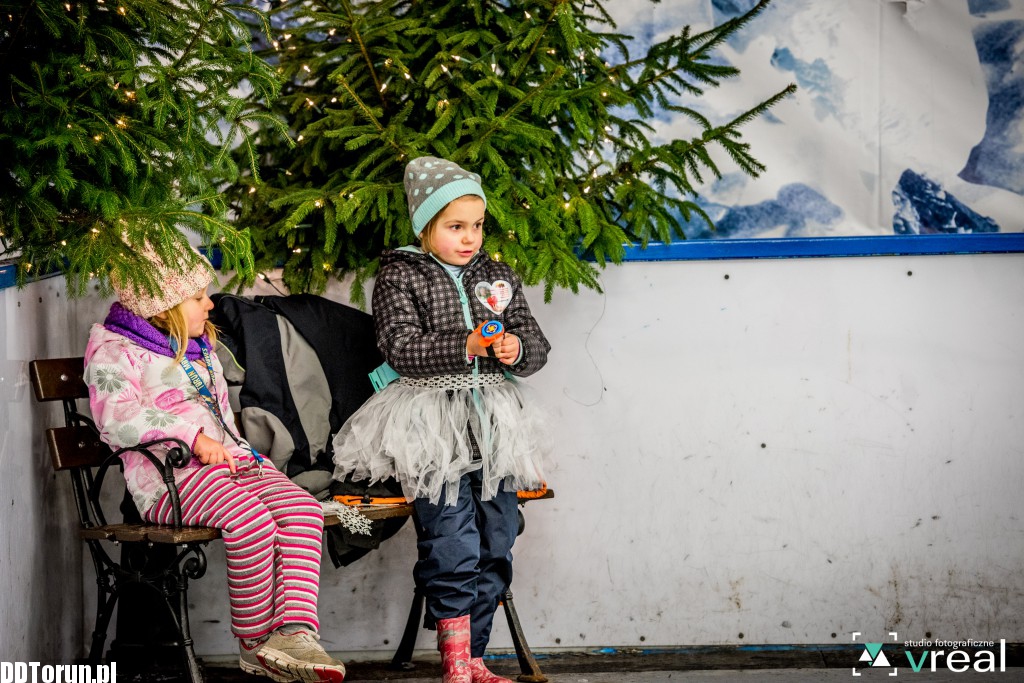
[239,638,291,682]
[257,630,347,682]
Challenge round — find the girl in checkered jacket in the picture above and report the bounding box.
[331,157,551,683]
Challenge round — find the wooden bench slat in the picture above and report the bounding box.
[358,504,414,520]
[29,357,88,402]
[322,503,414,526]
[80,527,117,541]
[47,426,109,471]
[321,493,552,526]
[145,525,221,544]
[80,524,221,544]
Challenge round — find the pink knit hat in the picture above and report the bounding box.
[112,244,214,319]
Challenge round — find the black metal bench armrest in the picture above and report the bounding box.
[94,437,195,528]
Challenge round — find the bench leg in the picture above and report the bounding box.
[501,589,547,683]
[84,539,119,664]
[87,592,118,664]
[389,588,424,671]
[175,553,205,683]
[108,542,207,683]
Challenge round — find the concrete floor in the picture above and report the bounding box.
[193,645,1023,683]
[200,665,1020,683]
[331,673,1020,683]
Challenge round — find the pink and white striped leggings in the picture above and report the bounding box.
[144,460,324,640]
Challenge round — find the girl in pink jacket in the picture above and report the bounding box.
[84,246,346,683]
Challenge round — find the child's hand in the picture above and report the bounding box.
[192,433,237,474]
[492,333,520,365]
[466,329,490,358]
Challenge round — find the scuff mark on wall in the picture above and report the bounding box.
[889,567,906,628]
[884,0,930,20]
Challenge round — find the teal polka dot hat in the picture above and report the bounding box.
[404,156,487,236]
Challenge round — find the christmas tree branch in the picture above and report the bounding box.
[510,1,560,85]
[339,0,387,106]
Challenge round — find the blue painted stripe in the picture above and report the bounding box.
[0,262,15,290]
[481,643,873,663]
[577,644,857,656]
[0,246,225,292]
[6,235,1022,292]
[621,233,1024,261]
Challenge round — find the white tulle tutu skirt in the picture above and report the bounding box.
[332,374,547,505]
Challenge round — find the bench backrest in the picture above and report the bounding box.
[30,357,119,527]
[30,358,109,472]
[29,356,87,402]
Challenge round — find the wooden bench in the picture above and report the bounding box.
[32,356,551,682]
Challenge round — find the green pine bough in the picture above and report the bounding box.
[230,0,795,302]
[0,0,276,296]
[1,0,793,301]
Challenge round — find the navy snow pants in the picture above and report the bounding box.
[412,468,519,657]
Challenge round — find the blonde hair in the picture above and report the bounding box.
[150,303,218,363]
[418,212,443,256]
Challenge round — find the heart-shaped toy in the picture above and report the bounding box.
[474,279,513,314]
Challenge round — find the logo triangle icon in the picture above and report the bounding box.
[875,651,891,667]
[865,643,884,659]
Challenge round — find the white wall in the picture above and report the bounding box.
[0,278,108,664]
[2,252,1022,663]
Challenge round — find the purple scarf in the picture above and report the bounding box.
[104,302,207,361]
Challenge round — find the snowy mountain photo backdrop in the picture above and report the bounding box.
[609,0,1024,242]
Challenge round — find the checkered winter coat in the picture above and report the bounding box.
[372,248,550,378]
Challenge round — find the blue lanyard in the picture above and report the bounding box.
[175,338,265,475]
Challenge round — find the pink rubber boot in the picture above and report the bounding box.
[437,615,472,683]
[469,657,514,682]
